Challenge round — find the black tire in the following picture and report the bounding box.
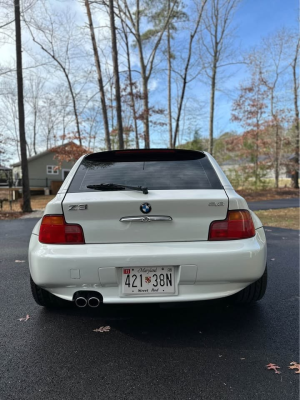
[234,265,268,304]
[30,276,71,308]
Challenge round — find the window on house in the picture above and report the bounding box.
[47,165,59,175]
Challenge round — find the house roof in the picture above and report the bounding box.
[11,142,79,167]
[0,164,12,171]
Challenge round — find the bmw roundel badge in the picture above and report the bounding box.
[140,203,151,214]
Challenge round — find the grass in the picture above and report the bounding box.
[255,208,299,230]
[0,195,54,212]
[237,188,299,202]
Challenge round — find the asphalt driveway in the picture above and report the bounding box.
[248,197,299,211]
[0,218,298,400]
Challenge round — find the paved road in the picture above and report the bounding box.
[0,219,299,400]
[248,197,299,211]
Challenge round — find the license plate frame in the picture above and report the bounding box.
[121,266,176,296]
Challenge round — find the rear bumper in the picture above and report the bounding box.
[29,228,267,303]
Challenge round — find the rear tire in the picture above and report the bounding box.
[30,276,71,308]
[234,266,268,304]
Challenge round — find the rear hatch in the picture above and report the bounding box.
[62,150,228,243]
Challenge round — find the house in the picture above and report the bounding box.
[220,157,291,181]
[0,165,12,186]
[11,142,83,194]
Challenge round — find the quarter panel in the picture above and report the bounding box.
[203,152,233,190]
[44,193,65,215]
[225,188,249,210]
[250,210,263,229]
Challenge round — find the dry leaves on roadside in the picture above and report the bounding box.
[93,326,111,333]
[266,363,281,374]
[15,260,25,263]
[18,315,30,322]
[288,362,300,374]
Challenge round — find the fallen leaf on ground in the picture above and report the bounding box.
[266,363,281,374]
[15,260,25,263]
[288,362,300,373]
[18,314,30,322]
[93,326,110,333]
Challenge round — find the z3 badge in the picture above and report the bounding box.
[208,202,224,206]
[68,204,88,211]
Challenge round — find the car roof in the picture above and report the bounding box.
[85,149,206,162]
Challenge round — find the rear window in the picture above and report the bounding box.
[68,150,223,192]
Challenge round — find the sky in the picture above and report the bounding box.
[236,0,297,46]
[128,0,299,146]
[191,0,299,141]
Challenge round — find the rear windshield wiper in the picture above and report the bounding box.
[86,183,148,194]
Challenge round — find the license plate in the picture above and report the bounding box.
[122,267,175,295]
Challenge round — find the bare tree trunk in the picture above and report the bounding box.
[85,0,111,150]
[141,72,150,148]
[46,129,51,149]
[14,0,32,212]
[25,23,82,146]
[167,0,173,148]
[108,0,124,150]
[208,64,217,154]
[122,0,178,149]
[119,7,139,149]
[134,0,150,148]
[69,84,81,145]
[203,0,239,156]
[270,89,280,188]
[62,115,66,144]
[274,123,280,189]
[127,53,139,149]
[292,38,299,189]
[173,69,188,148]
[110,79,114,130]
[33,107,37,155]
[255,123,259,189]
[26,140,32,158]
[173,0,207,148]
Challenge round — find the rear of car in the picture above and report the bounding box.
[29,149,267,308]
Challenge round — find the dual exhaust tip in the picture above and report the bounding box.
[74,292,102,308]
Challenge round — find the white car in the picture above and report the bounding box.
[29,149,267,308]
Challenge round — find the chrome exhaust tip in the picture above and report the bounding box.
[88,296,101,308]
[75,296,88,308]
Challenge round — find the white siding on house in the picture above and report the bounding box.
[12,153,76,188]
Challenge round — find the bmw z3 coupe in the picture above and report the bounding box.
[29,149,267,308]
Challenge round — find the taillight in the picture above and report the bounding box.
[209,210,255,241]
[39,215,85,244]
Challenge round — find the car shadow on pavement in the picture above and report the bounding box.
[32,299,269,351]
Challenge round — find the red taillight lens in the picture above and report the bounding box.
[209,210,255,241]
[39,215,85,244]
